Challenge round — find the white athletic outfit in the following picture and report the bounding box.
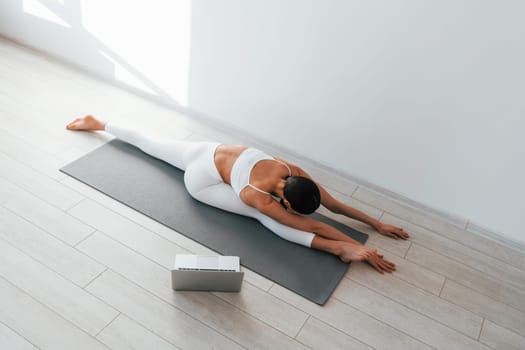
[230,148,292,196]
[105,123,315,247]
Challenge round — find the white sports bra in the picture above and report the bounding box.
[230,148,292,197]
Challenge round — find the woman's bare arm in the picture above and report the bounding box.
[288,163,409,240]
[317,186,409,239]
[250,196,365,245]
[249,197,395,272]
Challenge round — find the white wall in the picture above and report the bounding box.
[1,0,524,243]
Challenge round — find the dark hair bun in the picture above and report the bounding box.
[283,176,321,214]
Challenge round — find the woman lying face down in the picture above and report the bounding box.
[67,115,409,274]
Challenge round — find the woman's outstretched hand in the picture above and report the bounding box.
[365,251,396,274]
[340,243,396,273]
[376,222,410,240]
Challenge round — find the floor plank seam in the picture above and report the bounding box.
[293,339,315,350]
[2,177,84,216]
[94,311,122,337]
[0,109,71,157]
[0,235,126,325]
[0,56,81,92]
[73,230,98,248]
[438,277,446,297]
[293,314,310,339]
[77,231,299,345]
[440,284,525,332]
[0,275,112,345]
[264,282,274,292]
[211,291,307,345]
[211,285,311,337]
[477,318,485,340]
[59,176,111,204]
[344,269,442,300]
[210,279,316,341]
[63,192,201,252]
[311,316,378,350]
[0,156,85,213]
[379,253,464,297]
[351,185,360,197]
[328,295,437,349]
[0,166,84,215]
[82,267,110,290]
[110,315,185,350]
[404,242,412,258]
[0,127,66,174]
[347,278,483,341]
[479,322,525,349]
[0,319,41,350]
[76,229,177,276]
[383,211,525,271]
[62,191,91,213]
[0,209,103,287]
[0,196,90,247]
[0,46,101,94]
[264,285,370,344]
[64,194,277,294]
[408,271,525,317]
[98,269,249,350]
[407,242,525,295]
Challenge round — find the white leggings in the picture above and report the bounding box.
[106,123,315,247]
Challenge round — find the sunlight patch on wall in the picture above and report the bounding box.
[98,50,156,95]
[23,0,71,28]
[81,0,192,106]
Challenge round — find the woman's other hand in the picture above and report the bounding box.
[365,251,396,274]
[376,222,410,240]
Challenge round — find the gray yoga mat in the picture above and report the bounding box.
[61,139,368,305]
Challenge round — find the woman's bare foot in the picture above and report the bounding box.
[66,115,106,131]
[338,243,374,263]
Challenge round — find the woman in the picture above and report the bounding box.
[67,115,408,273]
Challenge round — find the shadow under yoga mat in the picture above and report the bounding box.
[61,139,368,305]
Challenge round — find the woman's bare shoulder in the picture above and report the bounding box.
[240,186,274,207]
[275,157,314,179]
[274,157,300,174]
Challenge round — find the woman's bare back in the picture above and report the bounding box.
[213,144,248,184]
[214,145,292,194]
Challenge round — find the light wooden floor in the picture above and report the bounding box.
[1,37,524,350]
